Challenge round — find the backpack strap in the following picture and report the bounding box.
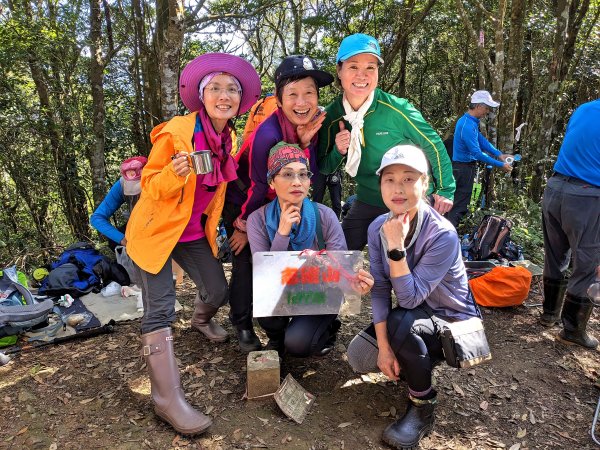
[312,202,325,250]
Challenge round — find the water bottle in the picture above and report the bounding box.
[589,278,600,305]
[461,234,470,259]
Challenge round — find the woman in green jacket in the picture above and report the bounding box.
[318,33,456,250]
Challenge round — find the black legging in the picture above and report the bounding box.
[258,314,338,357]
[353,306,444,394]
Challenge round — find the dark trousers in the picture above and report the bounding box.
[137,238,228,334]
[446,162,477,228]
[341,199,388,251]
[542,174,600,297]
[312,172,342,218]
[347,306,444,395]
[258,314,337,357]
[222,202,254,330]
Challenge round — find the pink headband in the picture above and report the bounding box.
[198,72,242,103]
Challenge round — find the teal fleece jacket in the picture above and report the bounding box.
[317,89,455,208]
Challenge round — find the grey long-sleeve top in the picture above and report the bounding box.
[368,203,478,324]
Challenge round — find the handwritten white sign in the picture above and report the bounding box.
[252,251,363,317]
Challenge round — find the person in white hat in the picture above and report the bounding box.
[446,90,512,227]
[346,145,482,450]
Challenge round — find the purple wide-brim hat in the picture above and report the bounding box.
[179,53,262,114]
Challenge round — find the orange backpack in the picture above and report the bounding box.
[469,266,532,307]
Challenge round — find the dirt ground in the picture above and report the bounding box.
[1,273,600,450]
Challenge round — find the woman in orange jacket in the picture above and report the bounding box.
[125,53,261,436]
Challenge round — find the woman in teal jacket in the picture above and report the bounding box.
[318,33,455,250]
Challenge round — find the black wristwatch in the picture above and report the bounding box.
[387,248,406,261]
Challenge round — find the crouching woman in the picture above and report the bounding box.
[247,142,373,357]
[346,145,480,449]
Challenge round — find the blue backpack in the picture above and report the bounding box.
[39,242,130,297]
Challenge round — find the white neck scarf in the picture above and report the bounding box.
[342,91,375,177]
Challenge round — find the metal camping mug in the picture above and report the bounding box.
[189,150,213,175]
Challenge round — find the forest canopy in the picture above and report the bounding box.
[0,0,598,266]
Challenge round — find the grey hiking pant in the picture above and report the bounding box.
[137,237,229,333]
[542,174,600,297]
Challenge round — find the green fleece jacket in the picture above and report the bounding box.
[318,89,455,208]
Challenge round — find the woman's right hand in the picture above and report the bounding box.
[377,346,401,381]
[382,212,410,250]
[172,153,191,177]
[278,203,301,237]
[335,121,350,155]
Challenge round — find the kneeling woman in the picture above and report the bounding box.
[247,142,372,357]
[347,145,480,449]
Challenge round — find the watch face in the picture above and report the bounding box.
[388,248,406,261]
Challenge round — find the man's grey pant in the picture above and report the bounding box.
[137,238,229,334]
[542,174,600,297]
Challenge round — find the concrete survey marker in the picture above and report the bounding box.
[246,350,280,399]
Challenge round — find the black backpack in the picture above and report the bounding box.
[468,215,518,261]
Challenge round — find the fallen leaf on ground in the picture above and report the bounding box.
[338,422,352,428]
[480,401,489,410]
[509,444,521,450]
[516,427,527,438]
[452,383,465,396]
[209,357,223,364]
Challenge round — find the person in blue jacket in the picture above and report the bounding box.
[90,156,147,249]
[446,91,512,227]
[540,99,600,349]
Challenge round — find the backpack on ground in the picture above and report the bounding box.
[39,242,130,297]
[0,266,54,344]
[468,215,521,261]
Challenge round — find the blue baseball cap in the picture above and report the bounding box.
[336,33,384,64]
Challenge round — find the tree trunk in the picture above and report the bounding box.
[497,0,527,153]
[157,0,185,120]
[89,0,107,209]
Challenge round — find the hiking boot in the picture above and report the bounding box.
[314,318,341,357]
[191,302,228,342]
[558,293,598,349]
[236,328,262,353]
[382,394,436,450]
[141,328,212,435]
[540,277,567,327]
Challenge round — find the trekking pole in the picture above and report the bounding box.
[4,320,116,355]
[591,395,600,445]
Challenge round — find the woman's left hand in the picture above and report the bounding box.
[296,110,326,149]
[382,213,410,249]
[352,269,374,295]
[229,230,249,256]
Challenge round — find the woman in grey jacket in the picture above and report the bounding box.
[347,145,479,450]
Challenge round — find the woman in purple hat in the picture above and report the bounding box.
[125,53,261,435]
[222,55,334,353]
[318,34,455,251]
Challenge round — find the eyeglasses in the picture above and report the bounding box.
[276,170,313,182]
[204,85,241,97]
